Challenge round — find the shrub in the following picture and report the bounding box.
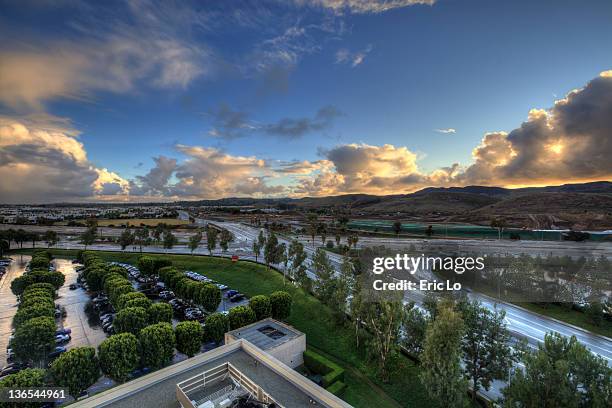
[138,323,175,369]
[249,295,272,320]
[270,291,292,320]
[116,292,149,311]
[303,349,345,388]
[228,306,256,330]
[153,258,172,274]
[204,313,228,344]
[12,316,56,363]
[98,333,139,383]
[147,302,173,325]
[49,347,100,398]
[175,321,203,357]
[13,304,55,328]
[196,283,221,312]
[326,380,347,397]
[0,368,46,391]
[114,307,148,335]
[137,256,155,277]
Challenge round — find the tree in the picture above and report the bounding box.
[206,227,218,255]
[420,306,467,407]
[49,347,100,398]
[137,256,155,277]
[392,220,402,236]
[138,322,175,369]
[147,302,173,324]
[249,295,272,320]
[80,227,96,250]
[119,228,135,250]
[204,313,228,344]
[257,230,266,251]
[252,240,262,262]
[347,234,359,249]
[163,231,178,250]
[312,248,335,299]
[228,305,256,330]
[188,231,202,254]
[43,230,59,248]
[307,213,318,246]
[135,227,150,252]
[195,283,222,312]
[318,222,327,245]
[270,291,292,320]
[503,333,612,408]
[0,368,46,408]
[402,302,429,356]
[491,217,507,240]
[264,232,282,268]
[114,307,148,335]
[98,333,139,383]
[288,239,308,288]
[361,296,405,381]
[460,300,515,400]
[328,258,354,323]
[175,321,203,357]
[12,316,56,364]
[219,229,234,252]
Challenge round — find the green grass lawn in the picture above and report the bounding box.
[12,249,434,408]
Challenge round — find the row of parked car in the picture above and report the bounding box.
[184,270,229,291]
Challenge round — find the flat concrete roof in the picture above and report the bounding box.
[226,318,304,351]
[72,339,352,408]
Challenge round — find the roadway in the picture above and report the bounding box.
[194,217,612,364]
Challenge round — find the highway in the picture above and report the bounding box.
[195,217,612,364]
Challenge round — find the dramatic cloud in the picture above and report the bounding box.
[208,105,343,140]
[0,2,210,111]
[0,117,128,203]
[335,45,373,67]
[435,128,456,134]
[458,71,612,187]
[129,145,286,199]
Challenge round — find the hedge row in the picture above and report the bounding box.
[303,349,345,388]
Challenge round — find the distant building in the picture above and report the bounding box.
[72,320,351,408]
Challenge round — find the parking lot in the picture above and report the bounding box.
[55,259,107,350]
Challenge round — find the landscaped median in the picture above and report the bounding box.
[9,248,432,408]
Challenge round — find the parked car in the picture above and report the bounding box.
[230,294,245,303]
[225,290,239,298]
[159,290,175,300]
[69,283,78,290]
[216,284,228,291]
[55,328,71,336]
[48,346,66,359]
[55,334,70,344]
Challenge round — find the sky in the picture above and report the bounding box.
[1,0,612,203]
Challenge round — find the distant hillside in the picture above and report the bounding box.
[178,181,612,229]
[413,181,612,197]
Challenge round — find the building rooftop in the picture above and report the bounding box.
[72,339,352,408]
[226,318,303,351]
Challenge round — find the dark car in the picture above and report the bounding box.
[48,346,67,359]
[225,290,239,298]
[230,293,245,302]
[56,328,71,336]
[69,283,78,290]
